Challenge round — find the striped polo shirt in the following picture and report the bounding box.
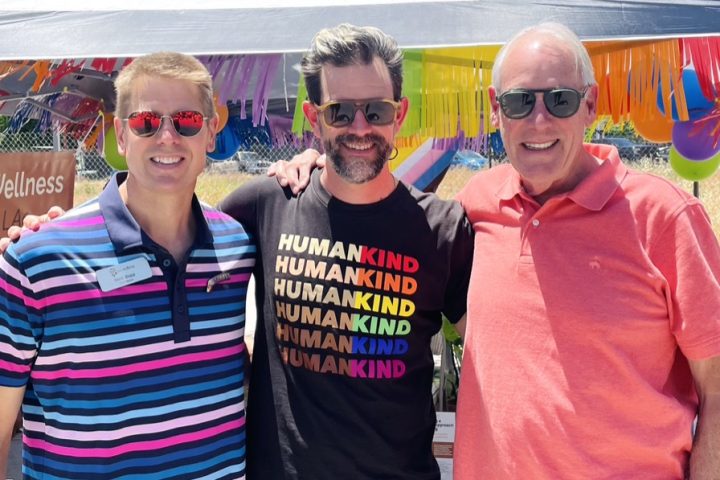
[0,173,255,480]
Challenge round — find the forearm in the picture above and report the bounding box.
[0,387,25,478]
[689,393,720,479]
[0,414,17,479]
[0,435,10,480]
[0,441,8,479]
[687,353,720,479]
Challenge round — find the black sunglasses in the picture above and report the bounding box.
[497,87,589,119]
[124,110,208,137]
[315,99,401,128]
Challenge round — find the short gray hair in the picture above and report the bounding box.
[301,23,404,104]
[492,22,596,92]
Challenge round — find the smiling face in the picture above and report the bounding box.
[115,75,217,200]
[490,33,598,201]
[303,57,408,185]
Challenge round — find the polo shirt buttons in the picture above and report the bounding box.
[162,258,172,268]
[532,219,540,228]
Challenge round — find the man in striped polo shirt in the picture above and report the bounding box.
[0,52,254,479]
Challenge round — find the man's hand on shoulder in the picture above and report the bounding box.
[23,205,65,230]
[267,149,325,195]
[0,206,65,254]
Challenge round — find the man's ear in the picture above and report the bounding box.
[302,101,322,138]
[394,97,410,131]
[114,116,127,156]
[583,84,599,126]
[206,113,219,153]
[489,86,501,129]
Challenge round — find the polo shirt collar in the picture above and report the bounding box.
[495,143,628,211]
[496,168,524,202]
[569,143,627,210]
[98,171,213,253]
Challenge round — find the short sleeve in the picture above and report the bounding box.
[217,178,264,237]
[0,248,39,387]
[442,205,474,323]
[650,202,720,360]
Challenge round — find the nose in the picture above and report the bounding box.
[528,93,554,125]
[348,107,373,135]
[156,116,181,143]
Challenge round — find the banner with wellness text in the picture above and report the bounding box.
[0,151,75,229]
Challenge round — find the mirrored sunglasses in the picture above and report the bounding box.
[497,87,588,120]
[125,110,208,137]
[316,99,401,128]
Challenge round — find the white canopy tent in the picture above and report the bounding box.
[0,0,717,153]
[0,0,719,60]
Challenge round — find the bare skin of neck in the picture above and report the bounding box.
[119,181,196,263]
[526,152,602,205]
[320,164,398,204]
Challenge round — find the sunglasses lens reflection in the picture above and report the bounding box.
[127,111,205,137]
[500,91,536,119]
[173,111,206,136]
[127,111,162,137]
[543,89,581,118]
[324,103,355,127]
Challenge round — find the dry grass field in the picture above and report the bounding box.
[74,160,720,237]
[73,170,255,208]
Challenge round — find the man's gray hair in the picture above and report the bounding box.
[492,22,596,92]
[301,23,404,104]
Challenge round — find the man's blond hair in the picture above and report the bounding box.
[114,52,215,119]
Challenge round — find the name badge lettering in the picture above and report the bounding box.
[97,257,153,292]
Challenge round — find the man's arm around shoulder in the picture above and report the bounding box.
[218,175,291,228]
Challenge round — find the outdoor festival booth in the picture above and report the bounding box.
[0,0,719,214]
[1,4,719,475]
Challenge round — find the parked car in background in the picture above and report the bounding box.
[235,150,273,174]
[452,150,489,170]
[655,144,671,162]
[76,148,113,179]
[594,137,659,162]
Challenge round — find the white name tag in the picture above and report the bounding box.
[96,257,153,292]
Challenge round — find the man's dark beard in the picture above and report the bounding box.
[323,133,392,184]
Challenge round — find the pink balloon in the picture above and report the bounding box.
[671,119,720,161]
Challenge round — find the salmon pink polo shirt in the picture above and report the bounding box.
[454,144,720,479]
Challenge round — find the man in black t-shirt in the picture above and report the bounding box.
[219,24,473,480]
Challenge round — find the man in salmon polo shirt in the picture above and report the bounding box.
[0,53,254,479]
[453,22,720,479]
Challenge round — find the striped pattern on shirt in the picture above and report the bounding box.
[0,190,255,479]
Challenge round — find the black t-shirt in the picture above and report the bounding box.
[219,171,473,480]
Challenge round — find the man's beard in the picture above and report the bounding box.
[323,133,392,184]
